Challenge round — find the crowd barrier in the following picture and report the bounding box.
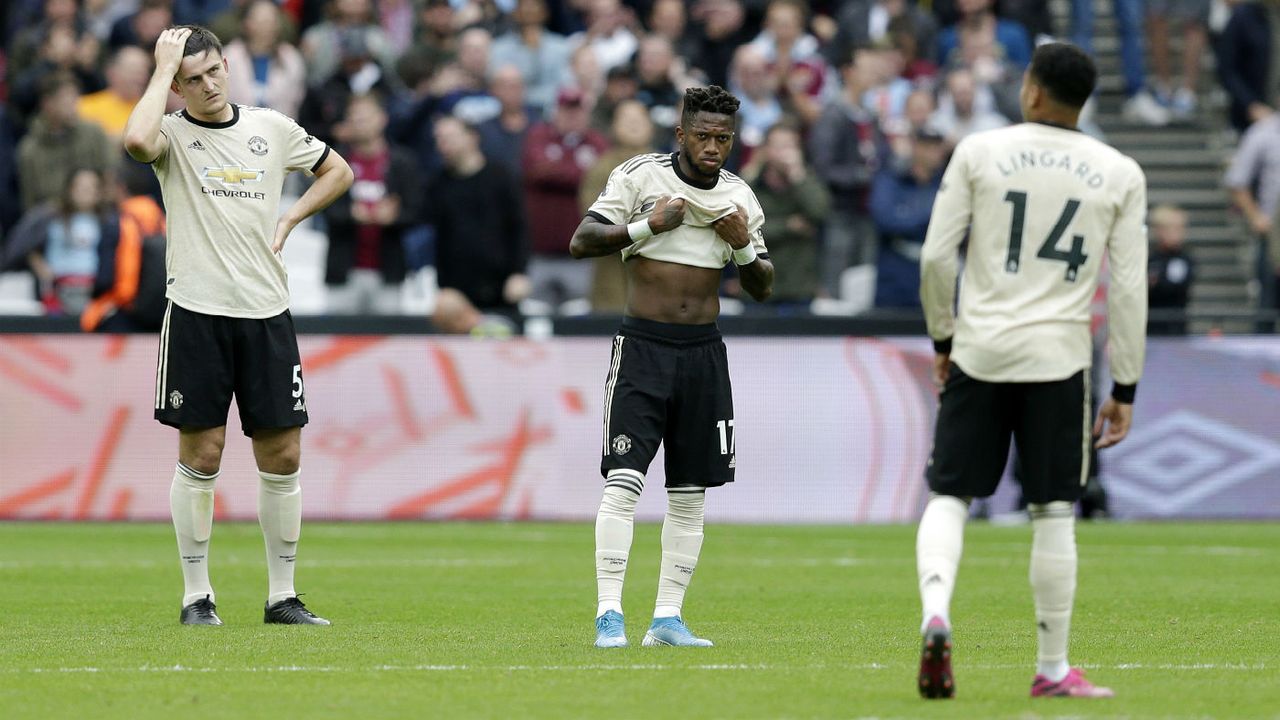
[1,333,1277,522]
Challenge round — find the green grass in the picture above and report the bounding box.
[0,521,1277,719]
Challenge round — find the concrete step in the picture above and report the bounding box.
[1147,188,1231,209]
[1192,283,1252,301]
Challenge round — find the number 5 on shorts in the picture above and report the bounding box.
[292,364,304,399]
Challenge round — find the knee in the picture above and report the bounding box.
[262,445,301,476]
[600,484,639,516]
[186,439,225,475]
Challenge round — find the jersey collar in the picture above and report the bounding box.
[182,103,240,129]
[1029,119,1080,133]
[670,152,719,190]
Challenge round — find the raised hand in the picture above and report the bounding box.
[712,204,750,249]
[647,195,686,234]
[154,27,192,76]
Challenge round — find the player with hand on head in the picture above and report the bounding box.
[123,26,354,626]
[915,43,1147,699]
[571,85,773,648]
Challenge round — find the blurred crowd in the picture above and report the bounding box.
[0,0,1276,332]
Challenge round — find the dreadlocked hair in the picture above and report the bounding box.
[681,85,740,124]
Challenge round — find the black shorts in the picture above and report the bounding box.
[926,364,1091,505]
[600,317,735,489]
[154,301,309,437]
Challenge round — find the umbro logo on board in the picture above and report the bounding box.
[187,140,207,151]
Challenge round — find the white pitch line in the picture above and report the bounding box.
[0,558,517,570]
[9,662,1264,675]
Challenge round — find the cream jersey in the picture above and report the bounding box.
[920,123,1148,385]
[587,152,768,269]
[151,104,329,318]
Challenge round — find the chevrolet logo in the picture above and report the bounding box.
[203,165,264,184]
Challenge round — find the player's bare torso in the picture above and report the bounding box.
[625,257,723,324]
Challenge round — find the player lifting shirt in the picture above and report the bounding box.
[570,86,774,648]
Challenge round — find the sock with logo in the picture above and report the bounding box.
[916,494,969,631]
[654,489,705,619]
[258,468,302,606]
[596,471,642,617]
[1030,502,1076,682]
[171,462,218,607]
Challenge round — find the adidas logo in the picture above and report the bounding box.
[187,140,206,151]
[293,399,305,412]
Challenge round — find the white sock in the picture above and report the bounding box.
[595,472,641,617]
[258,468,302,606]
[916,494,968,632]
[654,490,705,619]
[171,463,218,607]
[1030,502,1076,682]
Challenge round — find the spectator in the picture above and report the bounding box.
[869,128,946,309]
[728,44,784,165]
[0,108,19,235]
[569,0,639,73]
[937,0,1031,71]
[562,35,606,101]
[1216,0,1273,132]
[300,0,396,87]
[634,34,689,141]
[889,13,939,83]
[648,0,694,57]
[1147,0,1209,120]
[207,0,299,44]
[7,0,95,82]
[82,165,169,332]
[862,44,914,128]
[750,0,828,125]
[577,98,656,312]
[521,86,609,306]
[686,0,752,88]
[428,116,530,313]
[323,94,424,315]
[377,0,416,55]
[438,27,501,125]
[827,0,938,72]
[222,0,307,117]
[1225,106,1280,326]
[490,0,572,113]
[1071,0,1171,125]
[9,23,104,123]
[590,62,639,134]
[949,21,1023,120]
[744,121,831,305]
[107,0,172,52]
[810,46,884,292]
[298,29,399,148]
[396,0,459,92]
[17,167,112,316]
[929,67,1009,147]
[477,64,542,180]
[77,45,151,141]
[17,72,116,212]
[1147,204,1195,335]
[885,87,937,164]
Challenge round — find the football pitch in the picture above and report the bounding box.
[1,521,1276,719]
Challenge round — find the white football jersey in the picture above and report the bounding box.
[921,123,1148,385]
[152,104,328,318]
[587,152,768,269]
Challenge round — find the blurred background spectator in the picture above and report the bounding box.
[477,64,540,179]
[810,46,883,295]
[521,85,607,309]
[323,92,423,315]
[223,0,307,117]
[82,164,168,333]
[77,44,149,141]
[490,0,570,113]
[1225,103,1280,328]
[869,127,946,310]
[1147,203,1195,335]
[428,116,528,317]
[300,0,396,87]
[1216,0,1274,132]
[18,72,115,213]
[929,66,1008,147]
[1146,0,1208,121]
[745,120,830,306]
[1072,0,1171,126]
[578,98,656,312]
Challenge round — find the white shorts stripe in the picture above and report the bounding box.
[602,336,625,456]
[155,301,173,410]
[1079,371,1091,488]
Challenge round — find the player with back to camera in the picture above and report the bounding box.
[123,26,354,626]
[915,42,1148,699]
[571,85,774,648]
